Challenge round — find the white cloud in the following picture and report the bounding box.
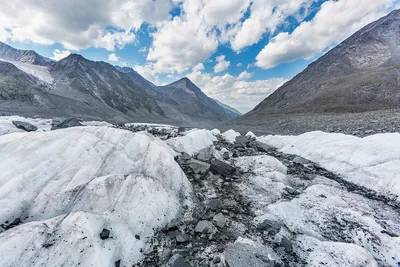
[256,0,394,69]
[236,63,243,67]
[134,63,159,84]
[214,55,230,73]
[139,46,147,53]
[0,0,171,51]
[50,49,71,61]
[108,53,119,62]
[229,0,317,52]
[187,69,287,113]
[193,63,205,72]
[238,70,252,79]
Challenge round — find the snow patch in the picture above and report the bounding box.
[258,131,400,200]
[221,129,241,143]
[0,59,54,83]
[0,116,52,135]
[245,131,256,138]
[0,126,192,266]
[167,129,217,155]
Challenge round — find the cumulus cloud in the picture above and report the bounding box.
[108,53,119,62]
[256,0,394,69]
[214,55,230,73]
[50,49,71,61]
[238,70,252,79]
[0,0,171,51]
[134,63,159,84]
[193,63,205,72]
[187,69,287,113]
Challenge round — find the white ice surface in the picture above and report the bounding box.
[0,59,54,83]
[0,116,53,135]
[221,129,241,143]
[258,131,400,200]
[210,129,221,135]
[167,129,217,155]
[0,126,192,266]
[245,131,256,138]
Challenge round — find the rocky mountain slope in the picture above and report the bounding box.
[225,9,400,135]
[213,98,242,119]
[0,42,239,126]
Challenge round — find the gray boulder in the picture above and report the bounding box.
[253,141,274,152]
[167,254,192,267]
[256,219,281,235]
[194,220,216,234]
[225,238,281,267]
[196,147,213,163]
[293,156,311,165]
[189,159,210,175]
[12,121,38,132]
[223,152,230,160]
[210,159,236,177]
[51,118,83,130]
[213,213,226,228]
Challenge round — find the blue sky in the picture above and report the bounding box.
[1,0,399,113]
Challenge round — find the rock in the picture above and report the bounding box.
[189,159,210,175]
[207,198,223,211]
[194,220,216,234]
[99,228,110,240]
[176,234,190,243]
[181,152,191,161]
[280,236,293,252]
[256,219,281,235]
[213,213,226,228]
[115,260,121,267]
[232,151,238,158]
[12,121,38,132]
[178,127,186,133]
[253,141,274,152]
[234,136,251,147]
[51,118,83,130]
[135,234,140,240]
[167,254,192,267]
[196,147,213,163]
[223,152,230,160]
[224,238,281,267]
[213,256,221,263]
[167,219,180,231]
[1,218,21,230]
[293,156,311,165]
[210,159,236,177]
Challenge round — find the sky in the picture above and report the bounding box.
[0,0,399,113]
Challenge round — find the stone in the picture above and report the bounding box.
[224,238,281,267]
[213,256,221,264]
[223,151,230,160]
[99,228,110,240]
[194,220,216,234]
[234,136,251,147]
[135,234,140,240]
[51,118,83,130]
[167,254,192,267]
[213,213,226,228]
[181,152,191,161]
[189,159,210,175]
[280,236,293,252]
[12,121,38,132]
[253,141,274,152]
[167,219,180,231]
[256,219,281,235]
[293,156,311,165]
[207,198,222,211]
[176,234,190,243]
[115,260,121,267]
[210,159,236,177]
[196,147,213,163]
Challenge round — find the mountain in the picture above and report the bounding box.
[154,78,231,122]
[224,9,400,135]
[0,42,51,65]
[213,98,242,118]
[0,42,239,126]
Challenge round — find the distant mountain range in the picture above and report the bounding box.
[0,42,239,127]
[225,9,400,133]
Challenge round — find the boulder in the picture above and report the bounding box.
[234,136,251,147]
[213,213,226,228]
[176,234,190,243]
[280,236,293,252]
[167,254,192,267]
[210,159,236,177]
[167,219,180,231]
[12,121,38,132]
[256,219,281,235]
[224,238,281,267]
[189,159,210,175]
[51,118,83,130]
[223,152,230,160]
[196,147,213,163]
[99,228,110,240]
[253,141,274,152]
[207,198,223,211]
[293,156,311,165]
[194,220,216,234]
